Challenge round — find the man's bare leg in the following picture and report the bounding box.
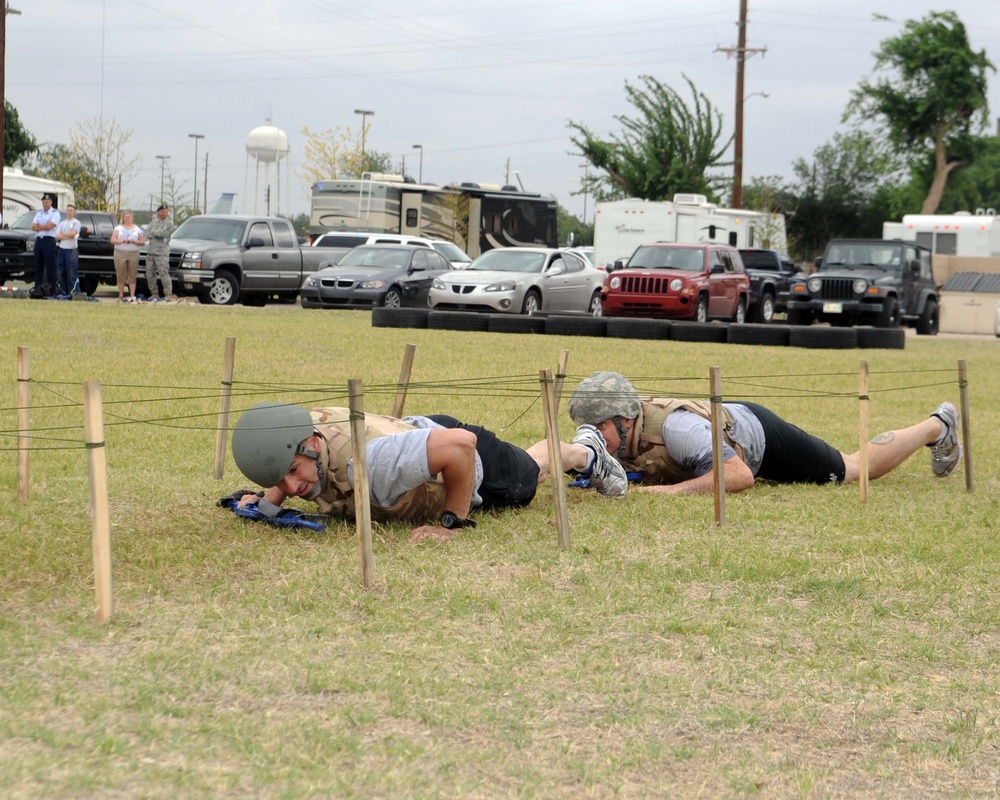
[842,414,947,482]
[525,440,592,484]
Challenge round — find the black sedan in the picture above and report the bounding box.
[300,245,452,309]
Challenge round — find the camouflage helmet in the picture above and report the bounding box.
[231,402,315,488]
[568,371,641,425]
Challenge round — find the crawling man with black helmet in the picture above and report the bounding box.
[567,371,963,495]
[231,402,627,543]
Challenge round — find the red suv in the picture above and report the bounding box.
[600,242,750,322]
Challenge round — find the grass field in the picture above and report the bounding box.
[1,300,999,799]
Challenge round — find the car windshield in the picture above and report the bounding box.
[173,218,248,245]
[822,243,905,271]
[628,246,704,271]
[468,250,546,273]
[432,241,472,262]
[11,211,37,230]
[337,247,410,269]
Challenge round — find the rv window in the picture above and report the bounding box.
[915,232,933,251]
[729,231,738,247]
[405,209,418,227]
[934,232,957,255]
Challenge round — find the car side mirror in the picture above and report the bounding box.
[814,256,822,269]
[612,259,626,271]
[246,237,265,248]
[710,263,725,274]
[909,260,920,275]
[547,265,564,277]
[408,264,425,273]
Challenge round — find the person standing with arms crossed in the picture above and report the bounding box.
[54,204,82,295]
[30,194,60,298]
[111,210,145,302]
[144,204,176,301]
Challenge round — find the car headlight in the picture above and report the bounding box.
[303,276,317,288]
[807,277,822,293]
[485,280,516,292]
[852,279,867,295]
[432,278,445,289]
[669,278,683,292]
[26,240,34,252]
[359,280,387,290]
[609,276,621,289]
[181,251,203,269]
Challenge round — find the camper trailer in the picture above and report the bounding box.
[883,210,1000,257]
[3,167,75,222]
[593,194,787,270]
[309,174,557,258]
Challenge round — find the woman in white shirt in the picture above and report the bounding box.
[111,210,145,302]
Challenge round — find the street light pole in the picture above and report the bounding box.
[412,144,423,183]
[188,133,204,213]
[155,155,170,203]
[354,109,374,176]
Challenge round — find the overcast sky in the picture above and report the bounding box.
[7,0,1000,222]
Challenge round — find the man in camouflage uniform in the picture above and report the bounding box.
[230,402,628,543]
[567,371,963,496]
[144,205,176,300]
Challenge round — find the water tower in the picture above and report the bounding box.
[243,120,290,215]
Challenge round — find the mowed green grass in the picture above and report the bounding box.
[1,300,999,799]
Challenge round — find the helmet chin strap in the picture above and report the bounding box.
[611,417,630,459]
[296,438,325,500]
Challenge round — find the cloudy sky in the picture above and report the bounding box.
[7,0,1000,221]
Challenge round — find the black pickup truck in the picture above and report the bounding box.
[157,215,332,305]
[0,209,117,292]
[738,248,802,323]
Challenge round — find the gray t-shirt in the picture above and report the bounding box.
[345,416,484,510]
[661,403,765,478]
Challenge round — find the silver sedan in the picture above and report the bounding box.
[427,247,604,315]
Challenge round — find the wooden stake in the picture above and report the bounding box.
[709,367,726,527]
[213,337,237,480]
[83,380,114,624]
[958,359,974,493]
[391,343,417,418]
[17,346,30,503]
[540,368,571,548]
[553,349,570,410]
[348,379,376,588]
[858,361,869,504]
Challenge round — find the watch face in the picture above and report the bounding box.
[441,511,459,529]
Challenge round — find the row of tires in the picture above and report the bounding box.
[371,308,906,349]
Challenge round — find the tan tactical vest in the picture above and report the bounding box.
[308,407,447,522]
[621,398,743,484]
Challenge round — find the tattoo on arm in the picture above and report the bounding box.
[871,432,896,445]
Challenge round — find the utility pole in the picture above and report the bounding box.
[717,0,766,209]
[203,151,208,213]
[1,4,23,217]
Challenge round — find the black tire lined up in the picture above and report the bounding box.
[370,308,906,350]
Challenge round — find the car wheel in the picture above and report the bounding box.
[751,292,774,323]
[588,290,602,317]
[876,296,900,328]
[205,271,238,306]
[916,299,939,336]
[695,295,709,323]
[521,290,541,315]
[733,296,747,324]
[856,326,906,349]
[383,287,403,308]
[79,275,100,297]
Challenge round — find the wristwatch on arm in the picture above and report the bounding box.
[440,511,477,530]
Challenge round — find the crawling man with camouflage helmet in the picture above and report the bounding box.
[567,371,963,496]
[231,403,628,544]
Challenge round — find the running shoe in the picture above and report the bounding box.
[929,402,961,477]
[572,424,628,498]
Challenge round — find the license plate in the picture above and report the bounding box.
[823,302,843,313]
[184,282,194,289]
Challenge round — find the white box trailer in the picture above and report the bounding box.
[593,194,786,270]
[2,167,75,223]
[883,210,1000,257]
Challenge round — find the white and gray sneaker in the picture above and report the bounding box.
[572,424,628,498]
[929,402,961,477]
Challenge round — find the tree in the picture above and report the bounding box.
[297,125,395,189]
[568,74,732,203]
[556,202,593,246]
[25,143,104,206]
[4,102,38,165]
[846,11,995,214]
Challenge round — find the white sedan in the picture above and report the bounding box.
[428,247,604,315]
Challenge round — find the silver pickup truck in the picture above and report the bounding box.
[163,215,330,306]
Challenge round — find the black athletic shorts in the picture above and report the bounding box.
[739,402,846,485]
[426,415,540,510]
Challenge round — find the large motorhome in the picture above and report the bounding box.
[593,194,787,270]
[883,209,1000,257]
[2,167,75,222]
[309,174,558,258]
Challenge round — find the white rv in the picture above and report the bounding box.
[593,194,787,270]
[2,167,75,222]
[883,209,1000,257]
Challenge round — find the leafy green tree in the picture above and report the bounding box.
[25,143,104,207]
[4,102,38,165]
[846,11,995,214]
[568,74,731,203]
[556,202,593,246]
